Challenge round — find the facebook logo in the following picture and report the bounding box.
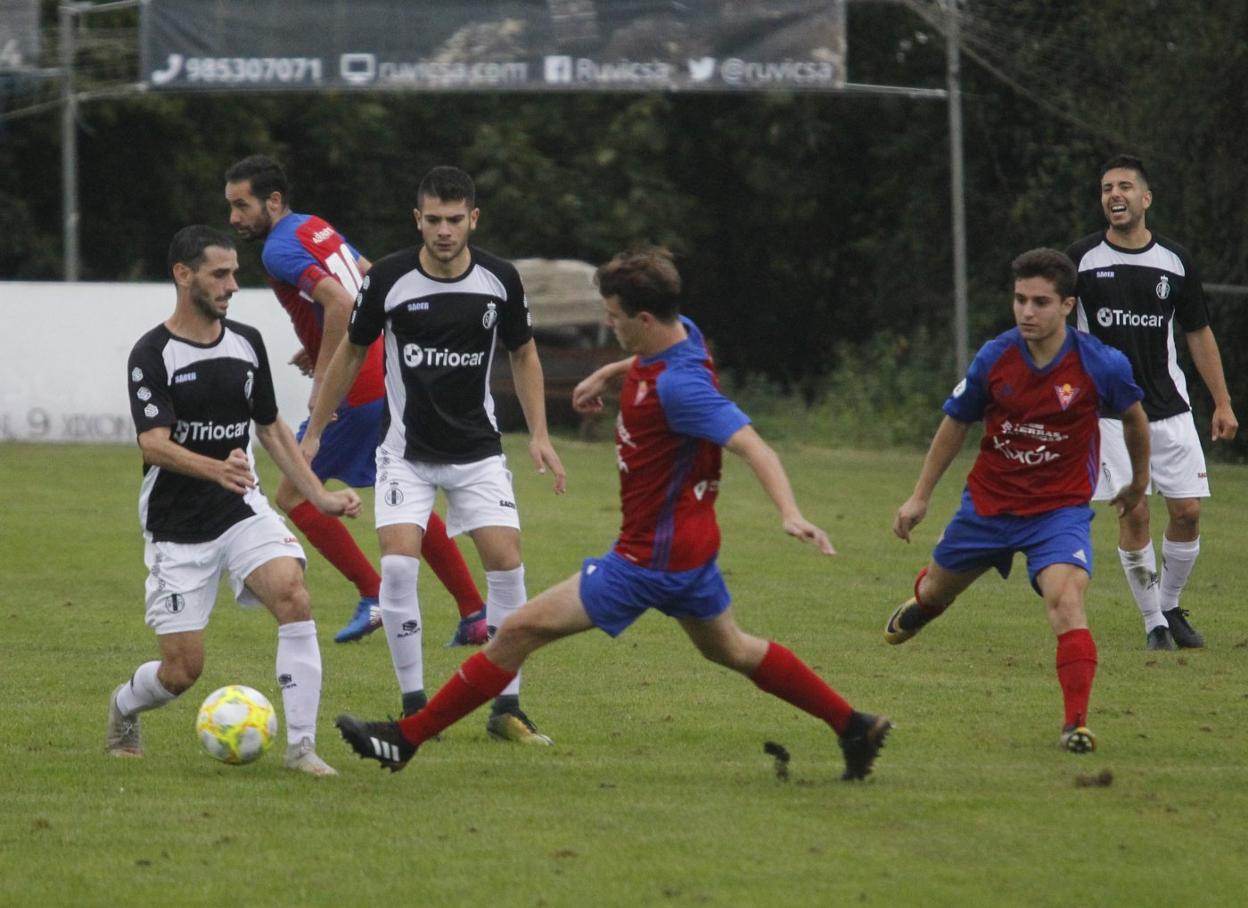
[544,55,573,83]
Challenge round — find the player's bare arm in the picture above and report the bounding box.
[306,276,358,412]
[572,357,635,414]
[894,416,972,542]
[254,419,361,518]
[724,424,835,555]
[137,426,256,495]
[1185,326,1239,441]
[301,339,370,462]
[509,338,568,494]
[1109,401,1151,517]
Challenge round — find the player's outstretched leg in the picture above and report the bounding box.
[838,712,893,780]
[338,651,520,770]
[335,716,418,772]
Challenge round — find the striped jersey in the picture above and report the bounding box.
[127,320,278,543]
[613,317,750,571]
[261,212,384,407]
[944,327,1142,517]
[348,245,532,463]
[1066,232,1209,421]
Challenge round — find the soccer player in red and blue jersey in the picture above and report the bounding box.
[334,245,892,780]
[885,248,1150,754]
[225,156,487,649]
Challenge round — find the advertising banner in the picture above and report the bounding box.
[141,0,846,92]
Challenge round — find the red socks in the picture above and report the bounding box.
[288,501,380,598]
[398,652,515,746]
[1056,628,1098,728]
[421,513,486,618]
[750,642,854,735]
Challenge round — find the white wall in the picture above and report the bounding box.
[0,282,310,443]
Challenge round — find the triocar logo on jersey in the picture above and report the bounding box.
[402,344,485,369]
[1096,307,1113,328]
[1155,274,1171,300]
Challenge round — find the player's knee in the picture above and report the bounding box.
[158,659,201,695]
[380,554,420,596]
[1168,501,1200,535]
[271,581,312,623]
[695,633,757,672]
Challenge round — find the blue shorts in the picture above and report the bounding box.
[932,489,1095,594]
[578,551,731,638]
[296,398,383,489]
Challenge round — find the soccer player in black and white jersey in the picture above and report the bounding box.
[304,167,566,744]
[105,226,361,776]
[1067,155,1239,650]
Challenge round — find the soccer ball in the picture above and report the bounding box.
[195,685,278,765]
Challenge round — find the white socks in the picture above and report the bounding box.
[380,554,425,698]
[487,565,527,698]
[276,620,322,745]
[1118,544,1166,631]
[1160,536,1200,612]
[114,660,177,717]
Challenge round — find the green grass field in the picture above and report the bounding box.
[3,436,1247,907]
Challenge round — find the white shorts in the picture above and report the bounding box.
[374,447,521,537]
[143,510,305,634]
[1093,412,1210,501]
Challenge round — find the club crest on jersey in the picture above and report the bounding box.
[244,369,254,401]
[1054,382,1081,411]
[634,381,649,405]
[1155,274,1171,300]
[483,302,498,330]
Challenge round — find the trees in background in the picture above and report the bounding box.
[1,0,1243,457]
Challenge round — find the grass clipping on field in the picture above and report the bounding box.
[1074,769,1114,788]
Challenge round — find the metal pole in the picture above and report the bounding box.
[945,0,968,376]
[60,2,80,282]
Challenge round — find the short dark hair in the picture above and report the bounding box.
[1099,153,1149,188]
[595,246,682,321]
[417,166,476,209]
[224,154,290,206]
[1010,247,1076,300]
[168,225,235,273]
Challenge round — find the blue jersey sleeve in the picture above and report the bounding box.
[1076,332,1145,415]
[261,221,360,288]
[262,231,318,287]
[656,364,751,445]
[942,336,1002,423]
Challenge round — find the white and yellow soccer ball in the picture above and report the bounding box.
[195,685,278,764]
